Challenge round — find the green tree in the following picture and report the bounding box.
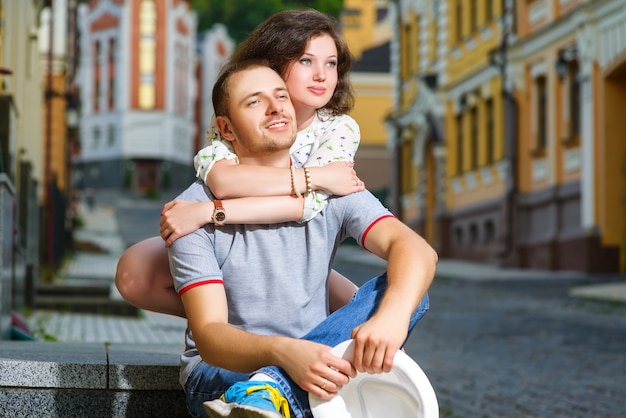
[289,0,343,17]
[191,0,344,44]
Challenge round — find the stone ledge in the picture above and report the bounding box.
[0,342,188,417]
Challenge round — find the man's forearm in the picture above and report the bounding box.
[381,233,437,315]
[366,221,437,319]
[194,322,291,373]
[351,226,437,373]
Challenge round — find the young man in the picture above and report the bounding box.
[168,60,437,418]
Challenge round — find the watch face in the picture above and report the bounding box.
[214,210,226,224]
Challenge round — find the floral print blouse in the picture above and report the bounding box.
[193,112,360,222]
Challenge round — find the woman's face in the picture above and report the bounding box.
[284,34,339,117]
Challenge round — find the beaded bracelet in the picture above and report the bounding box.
[303,167,313,195]
[290,165,301,197]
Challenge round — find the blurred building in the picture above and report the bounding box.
[0,0,45,331]
[74,0,197,193]
[194,23,234,155]
[38,0,82,274]
[341,0,394,197]
[1,0,44,195]
[38,0,73,197]
[510,0,625,272]
[388,0,625,273]
[386,0,467,252]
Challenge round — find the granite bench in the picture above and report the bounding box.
[0,342,188,417]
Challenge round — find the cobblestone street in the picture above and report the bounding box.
[396,277,626,418]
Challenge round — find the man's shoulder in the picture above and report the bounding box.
[330,189,379,202]
[326,190,389,213]
[177,180,213,201]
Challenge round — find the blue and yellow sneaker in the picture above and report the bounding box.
[203,381,291,418]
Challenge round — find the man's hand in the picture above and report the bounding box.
[160,199,213,246]
[350,311,409,374]
[352,216,437,374]
[277,339,356,400]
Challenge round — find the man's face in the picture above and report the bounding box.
[220,66,297,159]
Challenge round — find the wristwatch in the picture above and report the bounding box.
[212,199,226,226]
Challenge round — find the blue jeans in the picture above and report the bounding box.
[184,273,430,418]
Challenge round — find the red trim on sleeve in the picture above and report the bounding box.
[178,279,224,296]
[360,214,396,248]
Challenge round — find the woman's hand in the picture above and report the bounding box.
[310,162,365,196]
[159,199,213,246]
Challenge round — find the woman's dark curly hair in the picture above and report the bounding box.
[230,8,354,115]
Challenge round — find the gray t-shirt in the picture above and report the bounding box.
[168,180,392,385]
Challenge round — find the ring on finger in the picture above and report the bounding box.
[321,378,328,389]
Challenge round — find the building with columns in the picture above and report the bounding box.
[386,0,509,256]
[509,0,624,272]
[388,0,625,273]
[75,0,197,193]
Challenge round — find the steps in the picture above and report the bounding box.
[34,283,140,317]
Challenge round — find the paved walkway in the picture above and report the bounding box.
[27,309,186,345]
[26,197,187,344]
[24,193,626,345]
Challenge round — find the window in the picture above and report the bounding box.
[568,61,580,140]
[109,78,115,111]
[400,139,416,193]
[411,15,419,73]
[484,220,495,243]
[536,75,547,149]
[107,125,115,146]
[401,24,411,79]
[469,223,478,244]
[93,126,101,148]
[485,99,494,164]
[138,0,156,109]
[94,40,100,112]
[341,8,361,29]
[485,0,494,22]
[432,0,440,63]
[456,113,464,175]
[470,0,478,33]
[108,39,116,110]
[455,226,464,247]
[456,0,463,42]
[175,43,188,116]
[470,106,479,169]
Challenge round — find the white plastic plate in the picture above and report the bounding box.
[309,339,439,418]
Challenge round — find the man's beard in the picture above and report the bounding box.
[232,117,296,155]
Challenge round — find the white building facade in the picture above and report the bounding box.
[75,0,197,192]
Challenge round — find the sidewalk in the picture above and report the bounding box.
[337,245,626,302]
[26,197,187,345]
[25,195,626,344]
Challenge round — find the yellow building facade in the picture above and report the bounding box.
[0,0,45,196]
[509,0,625,272]
[341,0,394,194]
[389,0,625,272]
[387,0,509,257]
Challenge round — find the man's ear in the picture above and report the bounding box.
[215,116,236,143]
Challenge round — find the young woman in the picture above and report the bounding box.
[115,9,365,318]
